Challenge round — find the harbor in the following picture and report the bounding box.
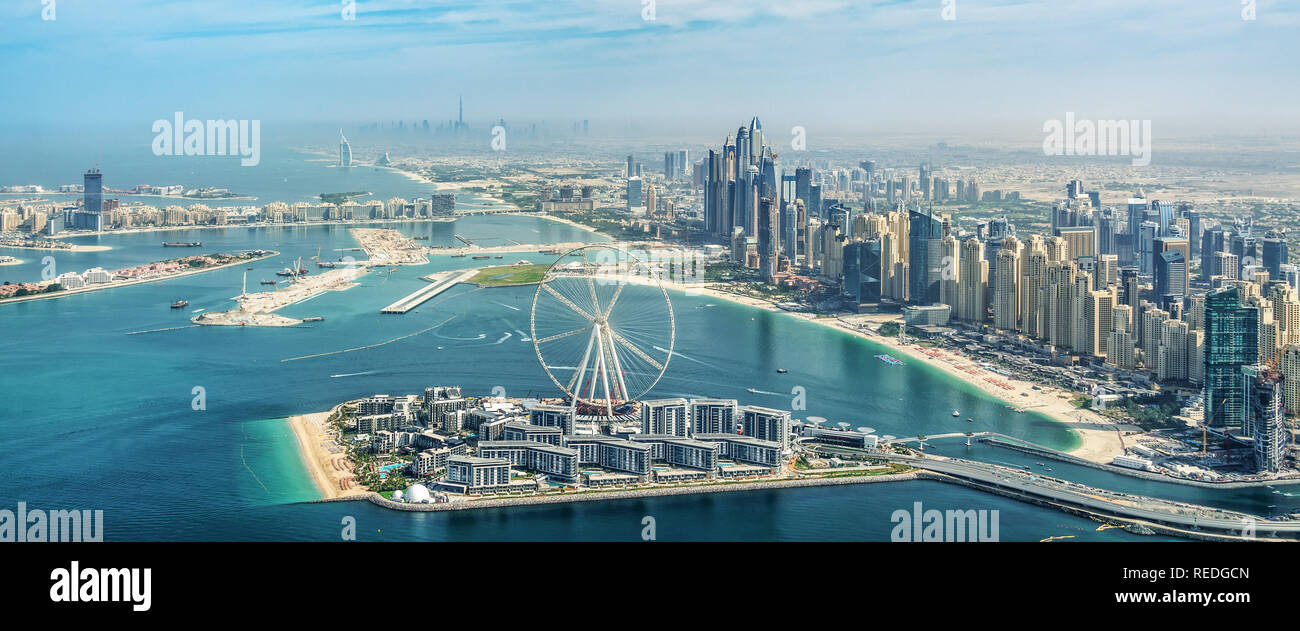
[192,264,368,327]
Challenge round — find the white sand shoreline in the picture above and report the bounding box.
[662,281,1127,463]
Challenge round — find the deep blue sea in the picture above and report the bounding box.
[1,153,1292,541]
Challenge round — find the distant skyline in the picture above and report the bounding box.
[2,0,1299,139]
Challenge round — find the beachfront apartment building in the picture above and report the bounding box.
[477,440,580,483]
[446,455,511,493]
[738,405,792,451]
[502,421,563,445]
[527,403,575,435]
[689,398,738,435]
[694,434,783,469]
[641,398,690,436]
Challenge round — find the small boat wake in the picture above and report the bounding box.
[745,388,784,396]
[331,370,379,378]
[495,302,521,311]
[435,331,487,341]
[490,331,514,345]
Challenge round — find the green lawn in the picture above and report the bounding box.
[468,264,549,287]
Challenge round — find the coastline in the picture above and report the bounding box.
[287,409,366,500]
[352,469,922,512]
[0,250,279,306]
[668,281,1127,464]
[1,243,112,252]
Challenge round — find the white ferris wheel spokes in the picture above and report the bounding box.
[529,246,675,417]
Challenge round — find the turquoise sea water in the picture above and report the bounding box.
[1,157,1288,541]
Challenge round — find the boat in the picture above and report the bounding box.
[170,299,188,309]
[451,253,467,258]
[413,236,430,241]
[302,316,324,322]
[472,255,490,260]
[952,410,960,417]
[776,368,788,374]
[260,280,277,285]
[389,267,398,272]
[494,255,503,259]
[162,241,201,247]
[745,387,760,393]
[874,354,904,365]
[966,418,973,422]
[275,268,297,277]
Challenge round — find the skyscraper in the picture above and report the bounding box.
[909,205,947,304]
[958,237,988,323]
[80,168,103,231]
[758,197,779,282]
[842,240,882,306]
[1204,286,1260,430]
[338,130,352,167]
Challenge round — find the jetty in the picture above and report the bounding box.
[380,268,478,314]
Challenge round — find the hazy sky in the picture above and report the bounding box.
[2,0,1298,139]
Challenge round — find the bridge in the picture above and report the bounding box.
[894,453,1299,541]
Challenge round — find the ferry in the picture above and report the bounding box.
[170,299,189,309]
[874,354,904,365]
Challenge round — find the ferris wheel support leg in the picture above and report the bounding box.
[594,329,614,417]
[605,324,630,405]
[570,325,598,406]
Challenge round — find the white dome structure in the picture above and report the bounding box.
[392,490,404,501]
[405,484,432,504]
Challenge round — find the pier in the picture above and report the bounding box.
[380,269,478,313]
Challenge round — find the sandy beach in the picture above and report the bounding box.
[677,282,1128,464]
[287,410,366,500]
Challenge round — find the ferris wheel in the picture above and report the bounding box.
[529,245,675,416]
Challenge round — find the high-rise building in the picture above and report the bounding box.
[958,237,988,323]
[909,205,947,304]
[993,236,1021,331]
[1203,286,1260,430]
[843,240,883,306]
[758,197,779,282]
[1244,366,1286,473]
[1263,231,1288,281]
[338,130,352,167]
[1107,304,1136,369]
[1281,345,1300,415]
[1154,243,1188,302]
[626,177,643,210]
